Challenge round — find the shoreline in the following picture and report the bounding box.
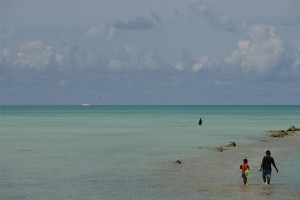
[154,128,300,199]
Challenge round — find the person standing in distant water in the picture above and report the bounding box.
[198,118,202,125]
[260,150,279,185]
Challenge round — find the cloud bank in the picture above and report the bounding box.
[1,1,299,105]
[2,23,299,77]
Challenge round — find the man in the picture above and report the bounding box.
[198,118,202,125]
[260,150,279,185]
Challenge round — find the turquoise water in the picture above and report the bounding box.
[1,105,299,199]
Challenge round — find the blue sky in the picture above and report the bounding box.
[1,0,300,105]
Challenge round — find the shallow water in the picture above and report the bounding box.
[0,105,299,199]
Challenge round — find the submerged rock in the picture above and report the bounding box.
[213,141,236,152]
[214,146,224,152]
[174,159,182,164]
[224,141,236,147]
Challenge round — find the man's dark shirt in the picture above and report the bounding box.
[261,155,275,170]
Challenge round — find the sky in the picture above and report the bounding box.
[0,0,300,105]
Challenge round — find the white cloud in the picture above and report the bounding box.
[54,38,78,67]
[83,23,117,39]
[172,60,185,71]
[190,1,236,32]
[192,56,209,72]
[84,24,105,38]
[225,24,285,73]
[84,14,160,39]
[110,45,165,73]
[140,51,160,70]
[171,50,193,72]
[2,38,80,69]
[123,45,136,57]
[122,45,139,66]
[13,40,53,69]
[108,26,118,38]
[1,37,78,69]
[55,53,65,66]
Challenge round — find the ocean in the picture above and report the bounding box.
[0,105,300,200]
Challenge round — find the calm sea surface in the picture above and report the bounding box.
[1,105,300,199]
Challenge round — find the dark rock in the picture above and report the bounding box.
[174,159,182,164]
[224,141,236,147]
[286,125,300,132]
[214,146,223,152]
[269,130,290,137]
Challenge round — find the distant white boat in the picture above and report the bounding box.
[81,104,91,106]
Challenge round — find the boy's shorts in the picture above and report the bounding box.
[262,170,272,178]
[241,172,246,178]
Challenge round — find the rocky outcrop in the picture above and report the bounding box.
[269,130,290,137]
[286,125,300,132]
[269,125,300,137]
[214,146,224,152]
[214,141,237,152]
[224,141,236,147]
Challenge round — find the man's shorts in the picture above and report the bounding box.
[262,170,272,178]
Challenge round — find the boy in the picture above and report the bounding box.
[240,158,250,185]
